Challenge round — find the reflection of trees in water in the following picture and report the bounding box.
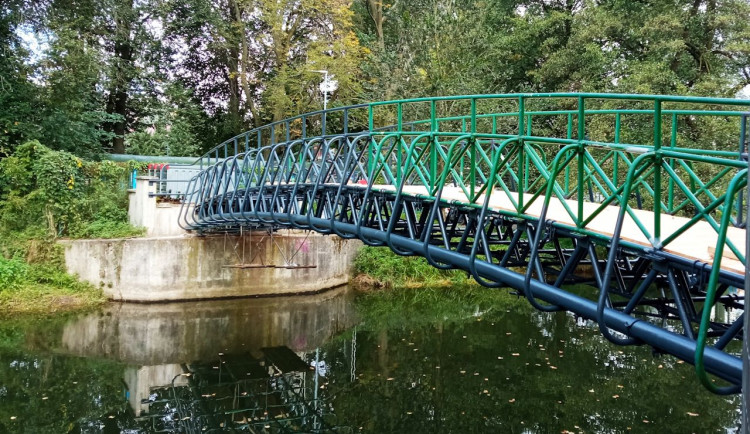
[316,288,740,433]
[135,348,353,433]
[0,287,740,433]
[0,352,128,433]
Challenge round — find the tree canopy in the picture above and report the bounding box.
[1,0,748,158]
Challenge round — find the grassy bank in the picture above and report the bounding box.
[352,246,477,289]
[0,257,106,317]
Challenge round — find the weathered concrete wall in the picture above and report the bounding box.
[61,231,361,301]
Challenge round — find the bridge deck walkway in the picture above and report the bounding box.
[346,184,746,276]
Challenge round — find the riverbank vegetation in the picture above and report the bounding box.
[352,246,477,289]
[0,142,139,316]
[0,257,106,317]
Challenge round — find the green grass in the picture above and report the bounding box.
[0,266,106,317]
[352,246,476,289]
[0,239,107,318]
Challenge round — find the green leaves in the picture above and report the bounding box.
[0,141,139,239]
[0,257,29,291]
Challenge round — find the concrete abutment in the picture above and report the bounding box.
[62,176,361,301]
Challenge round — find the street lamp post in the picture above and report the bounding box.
[310,70,338,136]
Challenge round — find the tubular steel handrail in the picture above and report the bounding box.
[180,93,749,394]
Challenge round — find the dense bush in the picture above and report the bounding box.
[0,257,28,291]
[0,141,143,240]
[0,142,130,312]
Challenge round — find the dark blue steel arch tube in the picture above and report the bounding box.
[220,210,743,387]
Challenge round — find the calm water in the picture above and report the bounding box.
[0,286,741,433]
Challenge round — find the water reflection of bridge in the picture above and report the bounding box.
[59,286,357,431]
[136,348,343,433]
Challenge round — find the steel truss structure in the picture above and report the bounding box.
[135,352,347,433]
[176,93,749,394]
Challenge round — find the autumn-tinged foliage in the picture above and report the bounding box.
[1,0,748,160]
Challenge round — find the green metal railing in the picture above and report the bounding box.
[192,93,749,393]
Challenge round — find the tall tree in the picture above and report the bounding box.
[0,1,40,156]
[161,0,365,138]
[104,0,137,154]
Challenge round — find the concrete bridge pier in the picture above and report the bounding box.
[61,177,361,302]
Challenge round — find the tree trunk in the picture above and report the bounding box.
[105,0,135,154]
[233,0,260,128]
[225,0,244,135]
[366,0,385,49]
